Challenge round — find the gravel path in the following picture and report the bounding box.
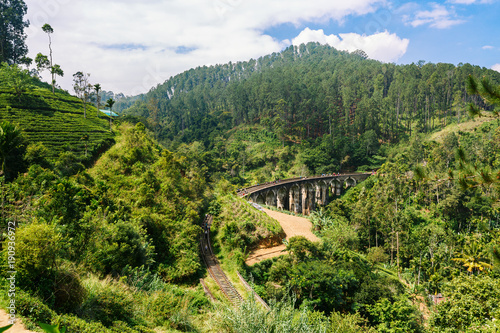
[246,208,320,265]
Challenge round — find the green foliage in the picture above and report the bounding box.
[82,123,205,282]
[39,323,67,333]
[24,141,51,168]
[452,238,492,274]
[328,311,376,333]
[80,277,135,327]
[15,290,56,329]
[85,220,153,275]
[147,289,203,331]
[0,0,29,64]
[430,275,500,332]
[213,193,285,253]
[0,325,13,332]
[367,295,423,332]
[0,119,25,180]
[123,43,500,177]
[288,260,359,313]
[1,222,62,297]
[466,75,500,118]
[1,63,32,101]
[209,295,328,333]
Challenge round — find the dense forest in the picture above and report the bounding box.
[124,43,500,177]
[2,7,500,331]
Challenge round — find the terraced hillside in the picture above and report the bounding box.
[213,193,286,252]
[0,86,114,161]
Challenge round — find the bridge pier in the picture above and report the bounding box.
[276,188,288,211]
[289,185,301,214]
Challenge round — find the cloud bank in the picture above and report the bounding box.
[24,0,392,95]
[292,28,409,63]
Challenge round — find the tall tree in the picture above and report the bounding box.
[73,71,92,118]
[41,23,63,93]
[0,0,29,64]
[94,83,101,117]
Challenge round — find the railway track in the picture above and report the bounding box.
[201,215,243,306]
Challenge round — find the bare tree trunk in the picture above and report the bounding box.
[397,231,400,278]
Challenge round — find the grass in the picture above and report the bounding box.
[428,114,498,143]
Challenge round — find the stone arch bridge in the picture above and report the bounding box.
[239,173,371,215]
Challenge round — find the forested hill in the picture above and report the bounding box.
[125,42,500,150]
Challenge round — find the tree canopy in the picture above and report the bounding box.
[0,0,29,64]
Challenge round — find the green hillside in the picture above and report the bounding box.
[0,68,114,163]
[124,43,500,181]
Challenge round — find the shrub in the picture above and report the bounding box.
[430,275,500,332]
[1,221,62,299]
[15,290,55,330]
[85,220,153,276]
[80,277,135,327]
[367,295,423,332]
[53,267,86,313]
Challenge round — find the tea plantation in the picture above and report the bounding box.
[0,86,114,162]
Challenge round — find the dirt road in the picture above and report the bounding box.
[0,310,37,333]
[246,209,320,265]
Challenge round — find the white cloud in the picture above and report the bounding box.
[407,4,465,29]
[292,28,409,63]
[492,64,500,73]
[447,0,493,4]
[482,45,494,50]
[23,0,386,95]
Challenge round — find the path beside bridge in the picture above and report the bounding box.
[245,208,320,265]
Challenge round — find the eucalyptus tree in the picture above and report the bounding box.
[73,71,92,118]
[41,24,63,93]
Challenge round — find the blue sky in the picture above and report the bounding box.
[24,0,500,95]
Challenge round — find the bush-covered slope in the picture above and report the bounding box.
[0,121,211,332]
[211,190,285,254]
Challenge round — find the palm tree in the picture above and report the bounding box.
[452,239,492,274]
[105,98,115,131]
[94,83,101,116]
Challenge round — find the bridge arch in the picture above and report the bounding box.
[345,177,356,188]
[265,189,277,206]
